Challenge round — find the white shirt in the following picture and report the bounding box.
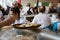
[17,6,30,24]
[32,13,51,29]
[50,14,60,30]
[21,6,30,15]
[0,11,3,21]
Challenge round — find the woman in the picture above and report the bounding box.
[0,6,20,27]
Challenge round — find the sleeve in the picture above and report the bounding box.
[39,15,51,29]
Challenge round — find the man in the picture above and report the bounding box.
[32,6,51,29]
[19,3,31,23]
[48,3,56,13]
[21,3,31,15]
[56,1,60,19]
[0,6,20,27]
[0,5,7,16]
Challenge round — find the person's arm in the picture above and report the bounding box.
[32,15,37,23]
[0,14,17,27]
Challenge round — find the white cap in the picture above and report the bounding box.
[34,2,42,7]
[39,2,42,6]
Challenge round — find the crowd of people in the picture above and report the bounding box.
[0,1,60,31]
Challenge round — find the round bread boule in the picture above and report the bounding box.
[25,24,32,27]
[19,25,24,27]
[22,24,26,26]
[24,23,29,27]
[32,24,38,26]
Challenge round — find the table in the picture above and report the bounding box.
[0,26,40,40]
[36,30,60,40]
[1,26,60,40]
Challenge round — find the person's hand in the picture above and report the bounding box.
[2,25,12,29]
[1,25,12,32]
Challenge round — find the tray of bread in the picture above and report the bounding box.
[12,23,41,29]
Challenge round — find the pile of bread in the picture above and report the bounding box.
[19,23,40,27]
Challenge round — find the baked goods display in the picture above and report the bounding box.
[13,23,41,29]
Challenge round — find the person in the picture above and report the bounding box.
[33,7,39,14]
[0,5,7,16]
[12,1,22,19]
[55,1,60,19]
[12,1,18,7]
[0,6,20,27]
[51,14,60,31]
[27,7,33,15]
[21,3,31,15]
[47,3,56,13]
[32,6,51,29]
[19,3,31,23]
[5,6,10,15]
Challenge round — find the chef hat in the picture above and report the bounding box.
[34,2,42,7]
[39,2,42,6]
